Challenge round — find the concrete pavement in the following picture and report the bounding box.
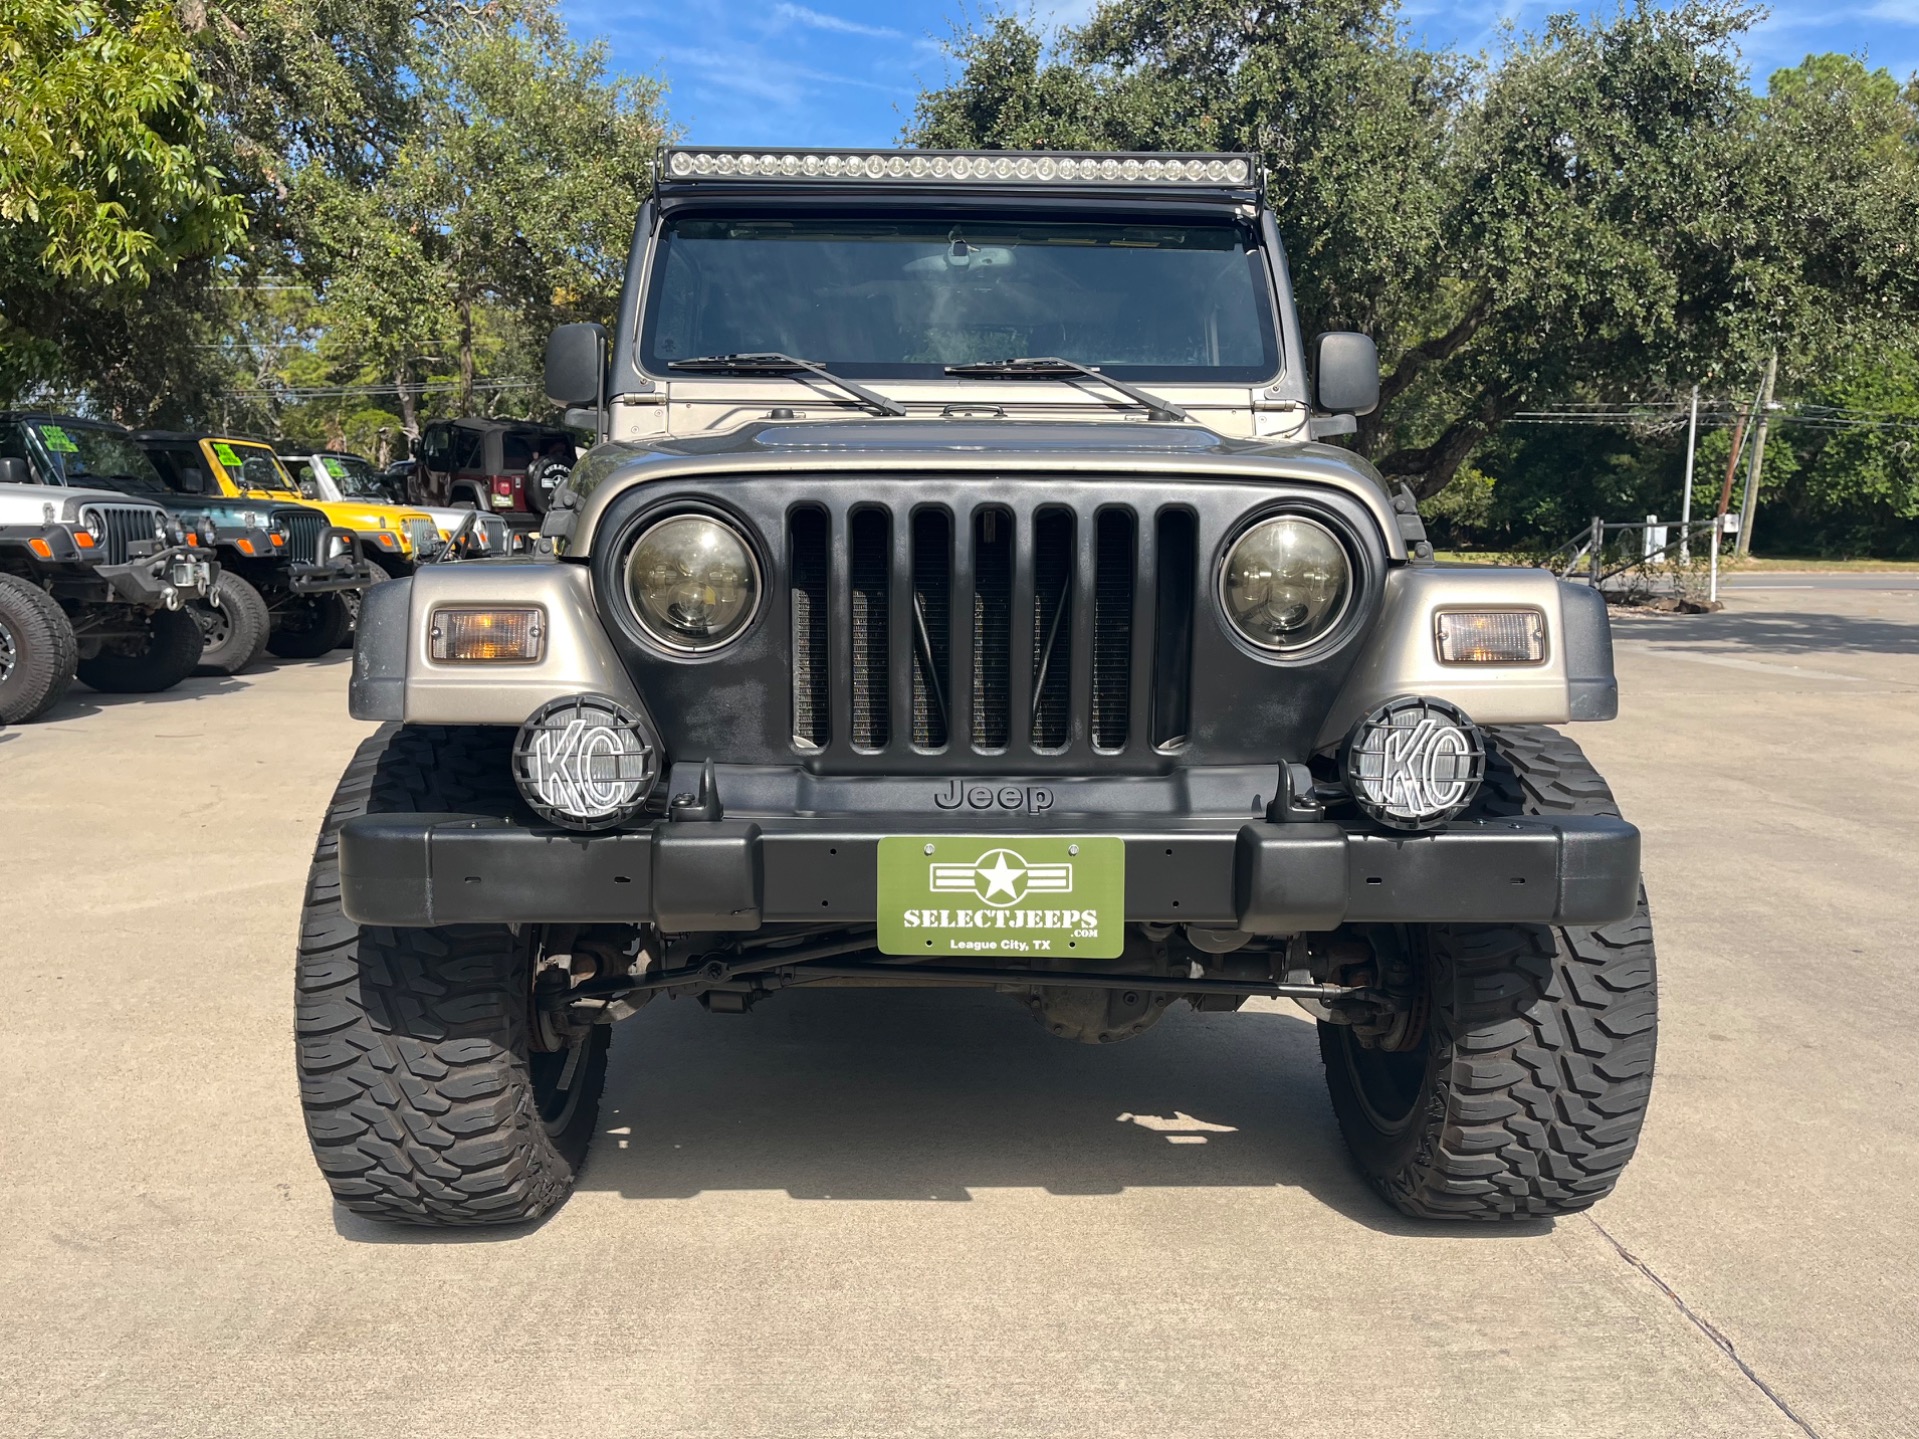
[2,588,1916,1438]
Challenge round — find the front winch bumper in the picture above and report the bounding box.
[337,812,1641,932]
[96,545,216,608]
[289,527,378,594]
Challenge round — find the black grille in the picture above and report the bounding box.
[1092,509,1134,750]
[1030,509,1073,751]
[276,508,325,564]
[971,509,1012,749]
[789,508,830,748]
[789,498,1193,762]
[85,504,159,565]
[848,508,890,751]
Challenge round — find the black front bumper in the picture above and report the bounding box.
[288,528,379,594]
[338,812,1641,932]
[94,546,217,607]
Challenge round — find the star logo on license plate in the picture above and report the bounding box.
[928,847,1073,907]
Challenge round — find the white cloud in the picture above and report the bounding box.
[773,3,904,40]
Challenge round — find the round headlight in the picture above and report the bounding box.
[1219,515,1351,652]
[79,507,105,542]
[624,514,760,652]
[1342,696,1484,831]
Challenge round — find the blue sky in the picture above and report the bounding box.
[556,0,1919,148]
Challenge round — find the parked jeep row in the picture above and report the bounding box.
[0,409,557,724]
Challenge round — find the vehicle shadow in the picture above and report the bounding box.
[34,651,348,722]
[569,987,1546,1238]
[1618,607,1919,657]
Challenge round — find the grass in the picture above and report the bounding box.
[1434,550,1919,572]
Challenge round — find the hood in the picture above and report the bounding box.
[0,482,165,525]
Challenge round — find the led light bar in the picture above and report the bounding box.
[662,147,1256,189]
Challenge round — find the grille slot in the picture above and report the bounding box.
[1029,508,1074,751]
[971,508,1012,750]
[84,504,158,565]
[792,496,1198,763]
[910,509,951,749]
[276,508,325,564]
[1152,509,1196,748]
[1092,509,1134,750]
[848,508,890,751]
[789,507,830,748]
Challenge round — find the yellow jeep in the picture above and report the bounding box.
[190,436,448,577]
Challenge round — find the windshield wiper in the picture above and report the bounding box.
[943,357,1190,423]
[666,352,907,417]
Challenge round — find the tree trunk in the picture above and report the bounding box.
[1736,350,1777,557]
[395,360,420,442]
[459,295,474,415]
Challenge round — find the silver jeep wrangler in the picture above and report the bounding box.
[297,149,1654,1227]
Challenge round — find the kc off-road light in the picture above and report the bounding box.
[430,607,545,663]
[512,693,660,831]
[1219,515,1352,652]
[1342,696,1485,831]
[665,148,1254,187]
[1436,609,1546,664]
[624,514,760,652]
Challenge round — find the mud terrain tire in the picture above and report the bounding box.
[193,571,271,675]
[268,592,352,659]
[1319,725,1658,1220]
[295,724,609,1225]
[75,606,204,694]
[0,575,78,722]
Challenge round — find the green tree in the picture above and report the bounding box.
[911,3,1919,503]
[0,0,244,398]
[296,4,671,434]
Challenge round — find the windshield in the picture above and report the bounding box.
[16,421,167,493]
[641,216,1280,382]
[318,454,388,500]
[210,440,299,496]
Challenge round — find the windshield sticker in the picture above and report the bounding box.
[322,457,350,479]
[37,424,79,453]
[211,442,244,469]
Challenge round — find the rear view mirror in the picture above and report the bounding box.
[1313,332,1380,416]
[0,456,27,485]
[545,322,608,407]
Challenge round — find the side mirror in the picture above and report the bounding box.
[299,480,319,499]
[1313,332,1380,416]
[545,322,608,407]
[0,456,27,485]
[180,468,208,494]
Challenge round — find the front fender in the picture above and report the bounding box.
[349,561,641,724]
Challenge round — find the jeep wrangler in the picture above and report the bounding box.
[0,430,216,720]
[298,149,1654,1227]
[130,430,381,669]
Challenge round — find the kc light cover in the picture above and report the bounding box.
[663,148,1255,188]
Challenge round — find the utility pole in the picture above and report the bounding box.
[1736,350,1777,557]
[1679,385,1699,562]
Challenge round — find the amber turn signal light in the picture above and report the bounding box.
[28,537,53,558]
[1434,609,1546,664]
[429,607,545,663]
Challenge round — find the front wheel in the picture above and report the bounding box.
[1319,726,1658,1220]
[192,572,271,675]
[268,592,352,659]
[0,575,79,722]
[296,725,609,1225]
[75,607,205,694]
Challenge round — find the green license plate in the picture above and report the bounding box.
[876,835,1125,959]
